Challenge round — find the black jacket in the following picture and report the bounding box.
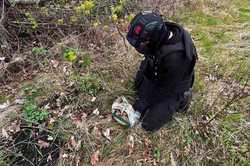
[134,22,197,107]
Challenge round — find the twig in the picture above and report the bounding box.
[0,0,5,23]
[205,77,249,126]
[6,148,35,166]
[115,24,128,52]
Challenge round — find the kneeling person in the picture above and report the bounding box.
[126,11,197,131]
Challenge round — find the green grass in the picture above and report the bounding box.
[0,95,7,104]
[179,10,223,26]
[71,74,103,96]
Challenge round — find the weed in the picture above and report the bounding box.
[63,48,77,61]
[25,12,38,29]
[81,54,92,68]
[153,148,161,162]
[21,85,48,123]
[23,102,48,123]
[0,95,7,104]
[32,47,48,55]
[72,74,102,96]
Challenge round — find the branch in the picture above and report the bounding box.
[205,77,249,126]
[10,0,49,5]
[0,0,5,23]
[115,24,128,52]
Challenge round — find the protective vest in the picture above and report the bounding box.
[143,27,197,94]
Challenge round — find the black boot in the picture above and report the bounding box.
[177,89,192,113]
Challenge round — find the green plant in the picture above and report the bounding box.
[32,47,48,55]
[22,85,42,101]
[22,85,48,123]
[73,74,102,96]
[81,54,92,68]
[153,148,161,162]
[63,48,77,61]
[25,12,38,29]
[23,103,48,123]
[0,95,7,104]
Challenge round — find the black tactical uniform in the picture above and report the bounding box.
[126,11,197,131]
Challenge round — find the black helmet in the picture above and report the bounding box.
[126,11,168,54]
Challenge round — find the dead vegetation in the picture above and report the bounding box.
[0,0,249,165]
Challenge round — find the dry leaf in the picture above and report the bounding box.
[93,108,99,115]
[93,126,102,138]
[62,153,68,158]
[0,57,5,61]
[144,138,151,146]
[47,153,52,162]
[91,150,99,165]
[76,155,81,166]
[38,140,50,149]
[91,97,96,102]
[47,135,54,141]
[70,136,77,148]
[51,59,59,68]
[0,101,10,110]
[102,128,111,141]
[128,135,134,155]
[49,118,55,124]
[81,112,88,120]
[9,122,20,133]
[171,151,178,166]
[2,128,9,138]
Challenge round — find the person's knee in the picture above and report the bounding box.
[141,114,171,132]
[141,104,174,131]
[141,121,163,132]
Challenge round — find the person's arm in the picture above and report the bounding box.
[134,59,147,90]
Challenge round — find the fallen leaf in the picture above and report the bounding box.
[92,108,99,115]
[171,151,178,166]
[128,135,134,155]
[15,98,25,105]
[0,101,10,110]
[0,57,5,61]
[144,138,151,146]
[93,126,102,138]
[62,153,68,158]
[91,97,96,102]
[91,150,99,165]
[2,128,9,138]
[47,153,52,162]
[102,128,111,141]
[81,112,88,120]
[38,140,50,149]
[9,122,20,133]
[70,136,77,148]
[47,135,54,141]
[76,155,81,166]
[49,118,55,124]
[51,59,59,68]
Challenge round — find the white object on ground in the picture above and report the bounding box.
[0,101,10,110]
[112,96,141,127]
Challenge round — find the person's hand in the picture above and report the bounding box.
[112,96,141,127]
[128,109,141,127]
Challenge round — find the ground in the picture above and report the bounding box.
[0,0,249,165]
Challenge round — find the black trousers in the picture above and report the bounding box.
[133,71,191,131]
